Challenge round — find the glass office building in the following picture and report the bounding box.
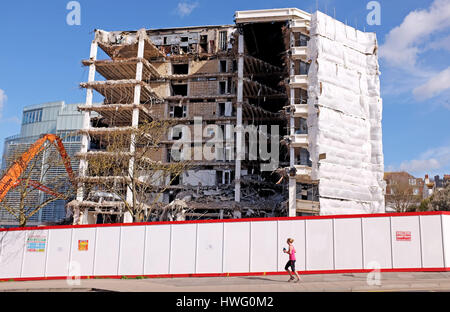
[0,101,95,226]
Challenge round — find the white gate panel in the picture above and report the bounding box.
[334,218,363,270]
[0,231,26,278]
[223,222,250,273]
[94,226,120,276]
[118,226,145,276]
[362,217,392,269]
[196,223,223,274]
[22,230,48,278]
[305,219,334,270]
[250,221,277,272]
[391,216,421,269]
[144,225,171,275]
[441,215,450,268]
[170,224,197,274]
[45,228,72,277]
[70,227,96,276]
[277,220,306,272]
[420,215,444,268]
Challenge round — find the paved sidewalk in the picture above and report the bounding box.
[1,272,450,292]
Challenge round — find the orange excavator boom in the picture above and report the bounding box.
[0,134,75,203]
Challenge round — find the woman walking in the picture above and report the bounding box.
[284,238,300,282]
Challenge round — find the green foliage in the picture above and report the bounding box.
[417,198,431,212]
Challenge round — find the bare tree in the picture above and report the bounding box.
[80,120,190,222]
[0,140,76,227]
[386,180,421,213]
[429,184,450,211]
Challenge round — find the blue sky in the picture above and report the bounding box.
[0,0,449,179]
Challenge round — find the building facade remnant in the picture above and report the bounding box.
[74,8,385,224]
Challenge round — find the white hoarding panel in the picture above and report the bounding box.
[45,228,72,277]
[277,220,306,272]
[250,221,277,272]
[441,215,450,268]
[334,218,363,270]
[144,225,171,275]
[118,226,145,276]
[362,217,392,269]
[0,231,26,278]
[420,215,444,268]
[391,216,421,269]
[170,224,197,274]
[70,227,96,276]
[223,222,250,273]
[21,230,48,278]
[94,226,120,276]
[305,219,334,271]
[2,213,449,280]
[196,223,223,274]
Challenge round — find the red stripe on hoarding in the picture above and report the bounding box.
[1,211,449,233]
[2,267,450,282]
[1,267,450,283]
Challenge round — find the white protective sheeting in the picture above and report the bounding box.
[307,11,385,215]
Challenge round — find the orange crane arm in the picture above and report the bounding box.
[0,134,75,203]
[11,179,65,199]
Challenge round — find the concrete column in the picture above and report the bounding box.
[125,30,145,221]
[80,209,88,225]
[235,33,244,203]
[76,40,98,203]
[288,31,297,217]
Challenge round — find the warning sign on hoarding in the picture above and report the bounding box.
[396,231,411,241]
[27,235,47,252]
[78,240,88,251]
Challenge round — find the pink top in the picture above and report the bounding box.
[289,246,296,261]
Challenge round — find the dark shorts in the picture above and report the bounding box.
[285,260,296,271]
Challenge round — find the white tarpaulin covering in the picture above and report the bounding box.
[307,12,385,215]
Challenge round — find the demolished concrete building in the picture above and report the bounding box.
[73,8,385,224]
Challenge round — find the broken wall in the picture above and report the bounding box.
[182,170,217,186]
[306,11,385,215]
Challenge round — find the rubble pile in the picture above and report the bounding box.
[155,175,288,221]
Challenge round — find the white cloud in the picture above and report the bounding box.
[379,0,450,69]
[0,89,7,119]
[175,1,199,17]
[397,145,450,176]
[413,67,450,101]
